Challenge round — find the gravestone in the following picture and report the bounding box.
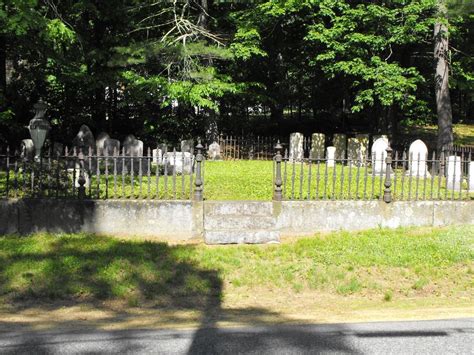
[164,151,194,175]
[96,132,110,156]
[326,146,336,167]
[373,134,388,143]
[356,134,369,161]
[123,135,144,173]
[333,134,347,160]
[181,139,194,153]
[289,132,304,162]
[207,141,221,160]
[72,125,95,154]
[407,139,430,178]
[152,144,168,164]
[371,137,389,174]
[446,156,462,190]
[104,138,120,155]
[155,148,163,165]
[347,138,360,162]
[20,139,35,161]
[310,133,325,160]
[123,135,143,157]
[469,162,474,192]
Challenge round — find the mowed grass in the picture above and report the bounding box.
[1,159,473,200]
[0,226,472,307]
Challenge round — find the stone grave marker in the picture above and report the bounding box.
[333,134,347,160]
[96,132,110,156]
[446,156,462,190]
[181,139,194,153]
[123,135,144,173]
[371,137,389,174]
[207,141,221,160]
[326,146,336,167]
[289,132,304,162]
[164,151,194,175]
[104,138,120,155]
[407,139,430,178]
[72,125,95,154]
[310,133,325,160]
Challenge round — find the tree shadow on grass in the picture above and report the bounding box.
[0,233,357,353]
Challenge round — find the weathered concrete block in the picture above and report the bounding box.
[205,201,274,216]
[205,230,280,244]
[204,215,275,230]
[433,201,474,226]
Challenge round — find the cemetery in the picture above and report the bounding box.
[0,2,473,345]
[0,102,472,244]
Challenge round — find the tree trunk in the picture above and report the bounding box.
[434,2,454,151]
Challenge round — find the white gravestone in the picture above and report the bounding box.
[207,141,221,160]
[310,133,325,160]
[326,146,336,167]
[164,151,194,175]
[333,134,347,160]
[96,132,110,156]
[104,138,120,155]
[289,132,304,162]
[407,140,431,178]
[469,162,474,192]
[372,134,388,143]
[371,137,389,175]
[123,135,144,173]
[152,148,163,164]
[181,139,194,153]
[446,156,462,190]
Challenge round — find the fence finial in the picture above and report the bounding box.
[383,146,393,203]
[194,140,204,201]
[273,140,283,201]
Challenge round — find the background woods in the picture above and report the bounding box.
[0,0,473,148]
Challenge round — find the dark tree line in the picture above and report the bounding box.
[0,0,473,148]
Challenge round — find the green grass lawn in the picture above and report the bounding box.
[1,160,473,200]
[0,226,472,307]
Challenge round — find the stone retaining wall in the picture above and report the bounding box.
[0,199,472,243]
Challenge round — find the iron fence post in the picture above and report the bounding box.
[77,152,86,199]
[194,141,204,201]
[383,146,393,203]
[273,140,283,201]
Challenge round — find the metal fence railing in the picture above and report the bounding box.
[273,145,473,202]
[0,145,204,200]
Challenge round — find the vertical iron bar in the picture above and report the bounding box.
[299,159,304,200]
[307,158,312,200]
[172,148,177,200]
[348,159,352,200]
[147,148,151,199]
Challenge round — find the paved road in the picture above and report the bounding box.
[0,318,472,354]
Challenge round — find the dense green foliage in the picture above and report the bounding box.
[0,0,472,146]
[0,226,472,303]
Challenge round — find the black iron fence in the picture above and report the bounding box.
[217,135,288,160]
[273,146,473,201]
[0,145,202,200]
[1,143,473,202]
